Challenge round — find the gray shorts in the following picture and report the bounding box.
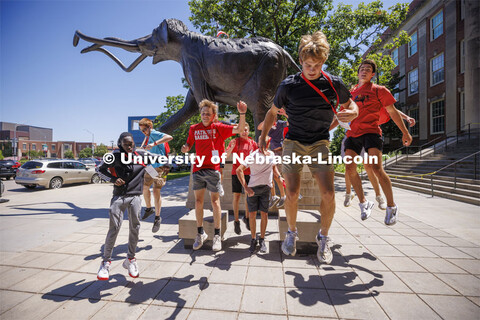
[247,185,270,213]
[193,169,224,194]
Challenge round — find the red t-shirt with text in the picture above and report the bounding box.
[187,122,234,172]
[230,137,258,175]
[347,82,396,138]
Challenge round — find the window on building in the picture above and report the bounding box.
[52,145,56,151]
[64,145,70,151]
[409,32,417,57]
[431,10,443,40]
[460,0,465,20]
[131,120,140,131]
[32,144,36,150]
[408,69,419,95]
[460,39,465,74]
[22,143,27,150]
[393,83,400,101]
[431,53,444,86]
[431,99,445,134]
[391,48,398,66]
[409,107,419,137]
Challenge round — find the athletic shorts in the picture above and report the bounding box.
[232,174,250,193]
[193,169,223,194]
[344,133,383,155]
[246,185,270,213]
[282,139,333,174]
[144,166,168,189]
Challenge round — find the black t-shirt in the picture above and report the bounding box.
[273,72,351,144]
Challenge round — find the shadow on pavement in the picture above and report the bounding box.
[42,274,208,320]
[84,241,153,261]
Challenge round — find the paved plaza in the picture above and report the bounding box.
[0,176,479,319]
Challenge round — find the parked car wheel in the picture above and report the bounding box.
[91,174,101,184]
[49,177,63,189]
[24,185,36,189]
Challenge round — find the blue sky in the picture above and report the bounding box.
[1,0,403,146]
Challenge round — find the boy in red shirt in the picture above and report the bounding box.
[345,59,412,225]
[226,123,258,235]
[181,99,247,251]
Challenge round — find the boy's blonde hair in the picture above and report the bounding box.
[139,118,153,128]
[298,31,330,65]
[199,99,218,115]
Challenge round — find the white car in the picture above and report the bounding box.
[15,159,100,189]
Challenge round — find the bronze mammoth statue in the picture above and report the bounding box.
[74,19,299,137]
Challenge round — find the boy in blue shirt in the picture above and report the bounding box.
[139,118,173,233]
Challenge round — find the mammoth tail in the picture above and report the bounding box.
[283,49,301,73]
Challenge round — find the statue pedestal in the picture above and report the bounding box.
[185,163,281,214]
[181,164,323,252]
[178,210,227,250]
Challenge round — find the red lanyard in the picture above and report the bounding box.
[134,151,146,167]
[301,71,340,114]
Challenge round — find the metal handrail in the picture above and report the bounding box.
[384,122,479,168]
[430,150,480,196]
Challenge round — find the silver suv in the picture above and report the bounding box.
[15,159,101,189]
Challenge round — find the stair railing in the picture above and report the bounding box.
[429,151,480,197]
[384,122,479,168]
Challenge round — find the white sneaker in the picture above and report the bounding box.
[122,258,139,278]
[97,260,111,281]
[276,196,286,208]
[385,206,398,225]
[359,200,374,221]
[212,234,222,251]
[281,230,298,256]
[316,234,333,264]
[269,195,280,209]
[376,195,387,210]
[344,193,355,207]
[193,232,208,250]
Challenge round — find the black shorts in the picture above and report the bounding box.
[232,175,250,193]
[344,134,383,155]
[247,185,270,213]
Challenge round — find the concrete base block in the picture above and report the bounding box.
[178,210,227,249]
[278,209,321,243]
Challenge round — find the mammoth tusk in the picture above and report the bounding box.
[74,30,139,52]
[86,47,148,72]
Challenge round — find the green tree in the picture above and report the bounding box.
[0,150,4,160]
[94,144,109,157]
[64,150,74,159]
[189,0,409,78]
[79,147,92,159]
[330,126,345,156]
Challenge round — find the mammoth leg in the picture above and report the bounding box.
[158,89,198,134]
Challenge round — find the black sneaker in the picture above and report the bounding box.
[249,238,258,253]
[152,216,161,233]
[234,220,241,235]
[142,207,155,220]
[259,238,267,253]
[243,216,250,231]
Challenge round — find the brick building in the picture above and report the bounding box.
[379,0,479,147]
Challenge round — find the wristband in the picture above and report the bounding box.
[240,113,246,115]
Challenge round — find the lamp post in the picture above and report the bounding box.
[12,124,19,161]
[84,129,94,158]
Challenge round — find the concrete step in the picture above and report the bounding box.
[390,182,480,206]
[386,170,480,185]
[389,174,480,192]
[386,168,478,180]
[389,163,477,172]
[390,176,480,198]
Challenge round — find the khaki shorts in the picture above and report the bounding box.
[143,166,169,189]
[282,139,333,174]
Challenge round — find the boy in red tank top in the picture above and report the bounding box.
[344,59,412,225]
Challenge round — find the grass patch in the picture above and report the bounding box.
[167,171,190,180]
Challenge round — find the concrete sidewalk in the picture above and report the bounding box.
[0,176,479,319]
